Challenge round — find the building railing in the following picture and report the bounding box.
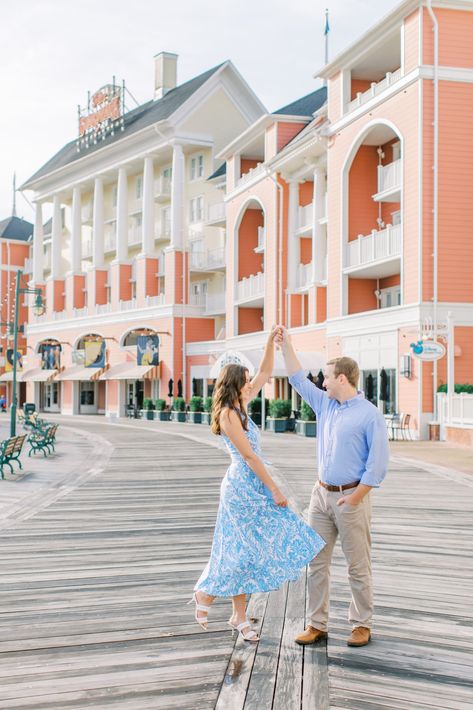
[206,202,226,224]
[236,271,264,301]
[104,232,116,253]
[347,68,402,113]
[96,303,112,314]
[237,163,265,188]
[154,176,171,198]
[190,247,225,270]
[145,293,166,307]
[119,298,136,311]
[296,262,313,290]
[298,204,313,230]
[346,224,401,269]
[155,219,171,240]
[189,293,206,307]
[437,393,473,428]
[81,203,93,224]
[377,159,401,194]
[73,307,88,317]
[83,239,93,258]
[128,227,141,246]
[205,292,226,314]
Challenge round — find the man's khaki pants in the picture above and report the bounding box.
[307,481,373,631]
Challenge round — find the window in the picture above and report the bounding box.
[190,196,204,223]
[391,210,401,226]
[112,186,118,207]
[136,176,143,199]
[392,141,401,161]
[380,286,401,309]
[190,154,204,180]
[191,281,208,296]
[80,382,95,406]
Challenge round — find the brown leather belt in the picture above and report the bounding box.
[319,480,360,492]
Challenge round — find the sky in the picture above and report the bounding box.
[1,0,400,223]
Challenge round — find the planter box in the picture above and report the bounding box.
[295,419,317,437]
[171,411,187,423]
[286,418,296,432]
[157,410,171,421]
[188,412,202,424]
[267,417,289,433]
[142,410,155,421]
[202,412,211,425]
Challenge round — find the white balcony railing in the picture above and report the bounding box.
[236,271,264,302]
[346,224,401,269]
[347,68,402,113]
[145,293,166,307]
[73,307,88,318]
[377,159,401,195]
[205,292,226,314]
[438,393,473,428]
[119,298,136,312]
[104,232,116,253]
[96,303,112,315]
[81,203,93,224]
[206,202,226,224]
[237,163,265,188]
[155,218,171,240]
[296,262,313,290]
[52,310,68,321]
[298,204,313,230]
[189,293,206,307]
[82,239,93,258]
[128,227,141,246]
[154,176,171,199]
[190,247,225,270]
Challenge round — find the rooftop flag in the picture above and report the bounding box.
[324,8,330,35]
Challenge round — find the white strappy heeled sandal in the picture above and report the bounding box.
[188,592,212,631]
[228,619,260,643]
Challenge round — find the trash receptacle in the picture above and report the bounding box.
[24,402,36,416]
[428,422,440,441]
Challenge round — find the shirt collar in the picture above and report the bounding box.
[337,391,364,408]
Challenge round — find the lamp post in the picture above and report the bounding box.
[6,269,44,437]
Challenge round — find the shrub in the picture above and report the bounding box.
[269,399,292,418]
[249,397,261,414]
[300,400,316,421]
[204,396,213,412]
[172,397,186,412]
[155,398,166,411]
[437,383,473,394]
[189,396,203,412]
[143,398,155,410]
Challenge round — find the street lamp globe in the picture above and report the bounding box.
[33,293,45,317]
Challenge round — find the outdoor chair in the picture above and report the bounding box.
[0,434,27,478]
[387,412,412,441]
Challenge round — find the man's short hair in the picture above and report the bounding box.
[326,357,359,388]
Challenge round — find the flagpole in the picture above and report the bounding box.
[323,8,330,87]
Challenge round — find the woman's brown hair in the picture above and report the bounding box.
[211,364,249,435]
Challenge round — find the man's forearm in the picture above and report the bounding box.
[350,484,372,504]
[281,339,302,376]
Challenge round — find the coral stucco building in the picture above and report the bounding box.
[21,1,473,439]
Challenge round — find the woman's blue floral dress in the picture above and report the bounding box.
[195,414,325,596]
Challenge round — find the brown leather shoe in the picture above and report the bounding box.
[347,626,371,647]
[295,626,328,645]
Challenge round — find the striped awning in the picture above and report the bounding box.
[21,368,58,383]
[0,371,15,382]
[56,365,104,382]
[99,363,159,380]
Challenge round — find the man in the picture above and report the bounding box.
[275,326,389,647]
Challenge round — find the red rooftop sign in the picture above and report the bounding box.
[76,80,125,151]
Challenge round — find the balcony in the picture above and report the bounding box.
[190,247,226,271]
[189,292,226,314]
[128,226,141,247]
[347,68,402,114]
[82,239,93,258]
[104,231,116,254]
[96,303,112,315]
[297,204,313,234]
[145,293,166,307]
[155,218,171,242]
[81,203,93,225]
[373,159,401,201]
[345,224,401,278]
[205,202,226,226]
[296,262,313,291]
[118,298,137,312]
[237,163,265,189]
[236,271,264,305]
[73,306,88,318]
[154,176,171,202]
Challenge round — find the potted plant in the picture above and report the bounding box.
[188,396,203,424]
[155,398,171,421]
[202,396,213,425]
[267,399,292,433]
[171,397,187,423]
[142,398,155,420]
[296,400,317,437]
[248,397,262,426]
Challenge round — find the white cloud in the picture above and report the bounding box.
[1,0,399,221]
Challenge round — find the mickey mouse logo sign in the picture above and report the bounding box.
[409,340,446,361]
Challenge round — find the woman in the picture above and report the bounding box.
[190,329,325,642]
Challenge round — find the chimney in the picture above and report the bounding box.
[154,52,178,100]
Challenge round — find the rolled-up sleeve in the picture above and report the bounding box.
[360,414,390,487]
[288,368,326,418]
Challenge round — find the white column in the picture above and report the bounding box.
[287,180,300,291]
[312,167,326,283]
[71,186,82,272]
[170,144,184,249]
[51,194,62,278]
[33,202,44,283]
[93,177,104,268]
[116,167,128,262]
[141,156,155,255]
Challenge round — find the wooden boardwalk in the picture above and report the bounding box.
[0,418,472,709]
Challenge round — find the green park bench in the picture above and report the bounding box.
[28,424,58,457]
[0,434,27,479]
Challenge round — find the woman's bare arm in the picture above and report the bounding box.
[220,408,287,507]
[248,327,277,398]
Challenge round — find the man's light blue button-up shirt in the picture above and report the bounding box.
[289,368,389,488]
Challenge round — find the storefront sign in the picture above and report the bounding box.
[410,340,446,361]
[77,81,125,151]
[84,340,106,368]
[137,335,159,366]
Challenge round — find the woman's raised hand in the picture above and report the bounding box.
[271,486,288,507]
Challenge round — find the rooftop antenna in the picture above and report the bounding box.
[323,8,330,87]
[12,172,17,217]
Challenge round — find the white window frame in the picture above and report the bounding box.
[189,195,204,223]
[380,285,401,309]
[190,154,204,181]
